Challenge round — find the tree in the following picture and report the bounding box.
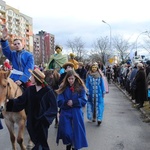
[113,35,133,62]
[66,37,85,61]
[90,36,111,65]
[143,32,150,54]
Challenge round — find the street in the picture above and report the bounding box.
[0,83,150,150]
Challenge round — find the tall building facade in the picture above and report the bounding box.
[0,0,33,52]
[33,30,55,65]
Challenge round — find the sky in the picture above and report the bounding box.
[4,0,150,54]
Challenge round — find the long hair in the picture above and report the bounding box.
[56,70,87,94]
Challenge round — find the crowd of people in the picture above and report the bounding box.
[2,25,150,149]
[107,61,150,111]
[0,26,108,150]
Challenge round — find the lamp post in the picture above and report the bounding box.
[135,31,148,56]
[102,20,112,52]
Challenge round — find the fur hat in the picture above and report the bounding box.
[29,68,45,83]
[62,62,74,69]
[55,45,63,51]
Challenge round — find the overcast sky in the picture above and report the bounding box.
[4,0,150,53]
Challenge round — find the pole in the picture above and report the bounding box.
[102,20,112,52]
[135,31,148,56]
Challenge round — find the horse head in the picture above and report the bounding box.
[0,69,22,111]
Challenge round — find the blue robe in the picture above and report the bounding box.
[86,74,105,121]
[56,86,88,149]
[1,40,34,83]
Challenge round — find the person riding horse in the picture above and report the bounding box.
[0,27,34,88]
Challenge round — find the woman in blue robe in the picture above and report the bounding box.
[56,70,88,150]
[86,62,105,126]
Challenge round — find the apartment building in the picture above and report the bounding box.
[33,30,55,65]
[0,0,33,52]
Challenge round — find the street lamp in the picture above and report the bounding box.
[135,31,148,56]
[102,20,112,52]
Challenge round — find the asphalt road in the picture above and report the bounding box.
[0,83,150,150]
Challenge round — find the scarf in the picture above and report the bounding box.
[89,71,100,78]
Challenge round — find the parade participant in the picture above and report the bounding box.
[0,27,34,87]
[5,68,58,150]
[56,70,88,150]
[86,62,105,126]
[47,45,68,73]
[75,62,87,82]
[68,53,79,70]
[59,62,74,85]
[44,69,60,128]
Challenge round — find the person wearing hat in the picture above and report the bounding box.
[6,68,58,150]
[69,53,79,70]
[76,62,87,82]
[134,62,147,109]
[86,63,105,126]
[58,62,74,85]
[47,45,68,73]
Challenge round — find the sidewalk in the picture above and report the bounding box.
[114,83,150,122]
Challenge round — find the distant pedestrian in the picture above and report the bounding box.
[56,70,88,150]
[134,63,147,108]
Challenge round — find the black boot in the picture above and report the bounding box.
[66,144,72,150]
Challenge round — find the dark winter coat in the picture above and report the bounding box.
[76,67,87,82]
[135,68,147,104]
[6,85,57,149]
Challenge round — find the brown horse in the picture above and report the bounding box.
[0,69,27,150]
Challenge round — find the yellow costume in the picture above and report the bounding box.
[68,53,79,70]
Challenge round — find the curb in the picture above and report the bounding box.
[114,83,150,120]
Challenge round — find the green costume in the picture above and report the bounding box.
[47,53,68,70]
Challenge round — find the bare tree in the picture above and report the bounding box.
[66,37,85,60]
[113,35,133,62]
[143,32,150,54]
[90,36,111,65]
